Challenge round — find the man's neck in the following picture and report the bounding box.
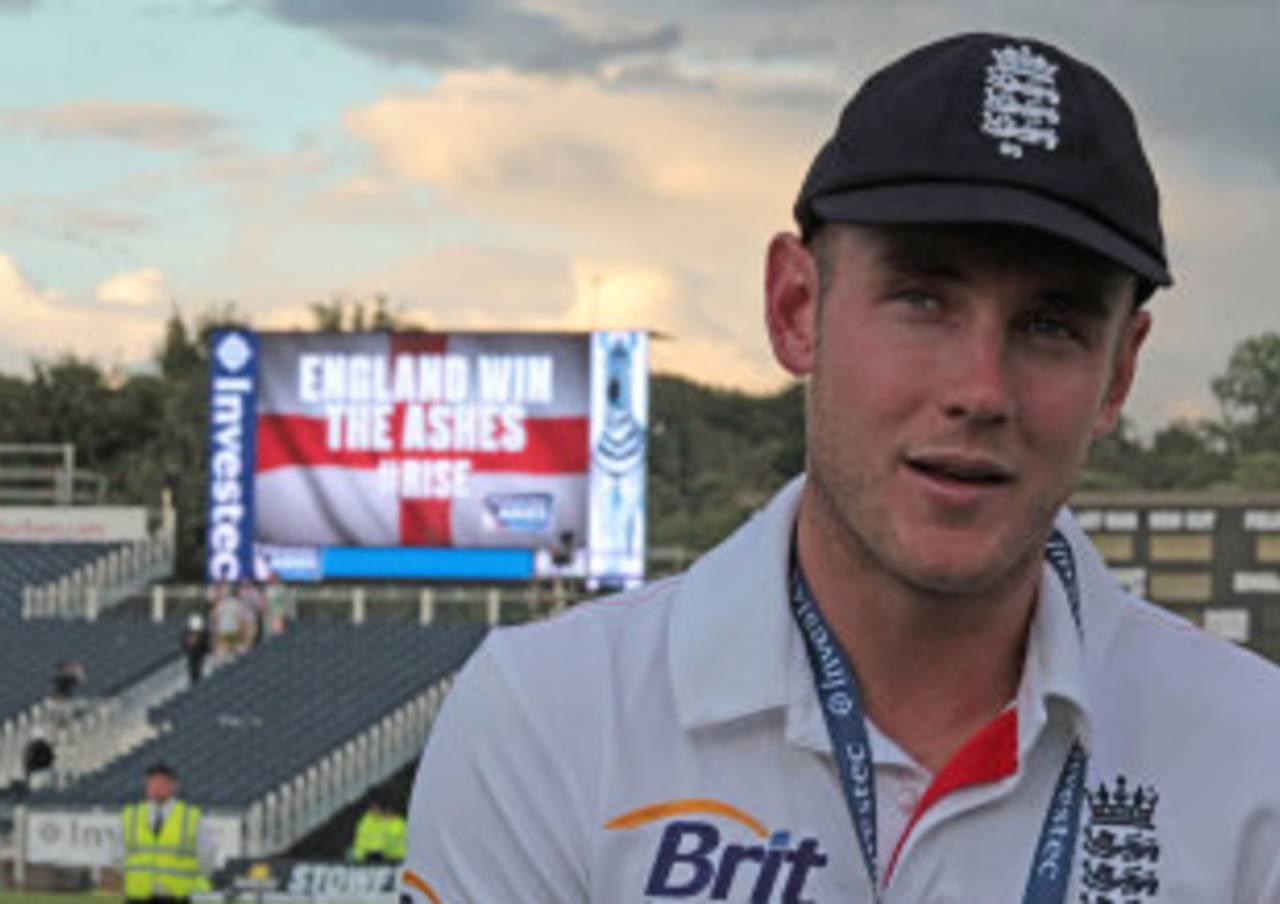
[795,488,1040,773]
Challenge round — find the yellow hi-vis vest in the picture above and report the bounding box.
[352,811,407,862]
[121,799,207,900]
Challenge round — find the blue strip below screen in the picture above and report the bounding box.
[319,547,534,580]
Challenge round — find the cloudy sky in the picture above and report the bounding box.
[1,0,1276,432]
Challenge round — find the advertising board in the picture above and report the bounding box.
[0,506,147,543]
[26,808,241,868]
[205,330,647,585]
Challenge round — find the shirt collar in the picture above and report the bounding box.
[668,476,1119,756]
[1018,531,1093,757]
[669,476,804,729]
[1026,505,1130,756]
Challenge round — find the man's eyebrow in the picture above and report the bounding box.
[875,243,966,281]
[1033,282,1121,318]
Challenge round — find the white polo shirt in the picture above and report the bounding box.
[402,478,1280,903]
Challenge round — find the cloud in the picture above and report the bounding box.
[0,197,151,253]
[96,267,168,307]
[525,22,681,74]
[521,1,1280,170]
[0,254,167,374]
[6,0,1271,427]
[0,252,62,309]
[4,101,227,151]
[341,68,818,387]
[344,69,812,231]
[248,240,781,393]
[1120,143,1280,432]
[995,1,1280,175]
[301,174,423,225]
[334,48,1280,410]
[196,143,334,189]
[0,255,58,373]
[264,0,679,75]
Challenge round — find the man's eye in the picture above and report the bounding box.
[893,290,942,312]
[1024,315,1079,342]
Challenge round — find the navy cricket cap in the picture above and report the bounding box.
[796,33,1172,297]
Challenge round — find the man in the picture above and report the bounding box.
[20,726,55,793]
[350,794,408,863]
[210,581,252,661]
[401,33,1280,902]
[263,572,296,636]
[180,614,210,686]
[113,762,215,904]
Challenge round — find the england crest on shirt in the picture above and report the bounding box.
[1079,774,1161,902]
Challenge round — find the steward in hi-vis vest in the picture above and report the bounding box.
[117,762,213,904]
[351,797,408,862]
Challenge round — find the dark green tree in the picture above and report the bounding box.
[1078,416,1147,490]
[647,376,804,551]
[309,295,411,332]
[1144,419,1232,490]
[1212,332,1280,457]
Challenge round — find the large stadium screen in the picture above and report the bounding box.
[205,329,647,584]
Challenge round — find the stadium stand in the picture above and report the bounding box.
[0,441,490,872]
[0,542,128,623]
[0,617,182,794]
[0,538,181,790]
[35,621,485,810]
[0,539,178,757]
[0,618,178,727]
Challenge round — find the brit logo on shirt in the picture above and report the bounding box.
[1079,775,1160,902]
[981,43,1061,159]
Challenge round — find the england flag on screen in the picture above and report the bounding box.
[251,332,592,551]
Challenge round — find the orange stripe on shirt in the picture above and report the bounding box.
[604,798,768,838]
[402,868,443,904]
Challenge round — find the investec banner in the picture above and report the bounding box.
[205,330,260,583]
[205,330,647,584]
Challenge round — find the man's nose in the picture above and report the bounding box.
[939,324,1014,425]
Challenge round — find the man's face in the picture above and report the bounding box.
[767,224,1149,599]
[145,773,177,803]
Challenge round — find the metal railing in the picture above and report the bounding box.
[0,443,106,505]
[21,534,176,620]
[0,659,186,792]
[245,676,454,858]
[140,580,581,627]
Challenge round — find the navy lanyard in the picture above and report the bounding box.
[790,533,1087,903]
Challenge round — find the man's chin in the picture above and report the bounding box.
[891,544,1030,600]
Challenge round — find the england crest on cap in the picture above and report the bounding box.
[981,44,1061,160]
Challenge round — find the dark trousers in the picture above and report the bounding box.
[126,897,190,904]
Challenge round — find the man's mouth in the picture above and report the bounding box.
[905,454,1014,486]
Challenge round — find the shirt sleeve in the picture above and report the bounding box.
[107,819,125,870]
[196,816,219,874]
[400,636,591,904]
[1240,802,1280,904]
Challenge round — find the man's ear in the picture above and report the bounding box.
[1093,308,1152,439]
[764,232,821,377]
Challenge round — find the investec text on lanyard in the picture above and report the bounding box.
[789,555,1086,904]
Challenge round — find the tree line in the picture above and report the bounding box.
[0,302,1276,579]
